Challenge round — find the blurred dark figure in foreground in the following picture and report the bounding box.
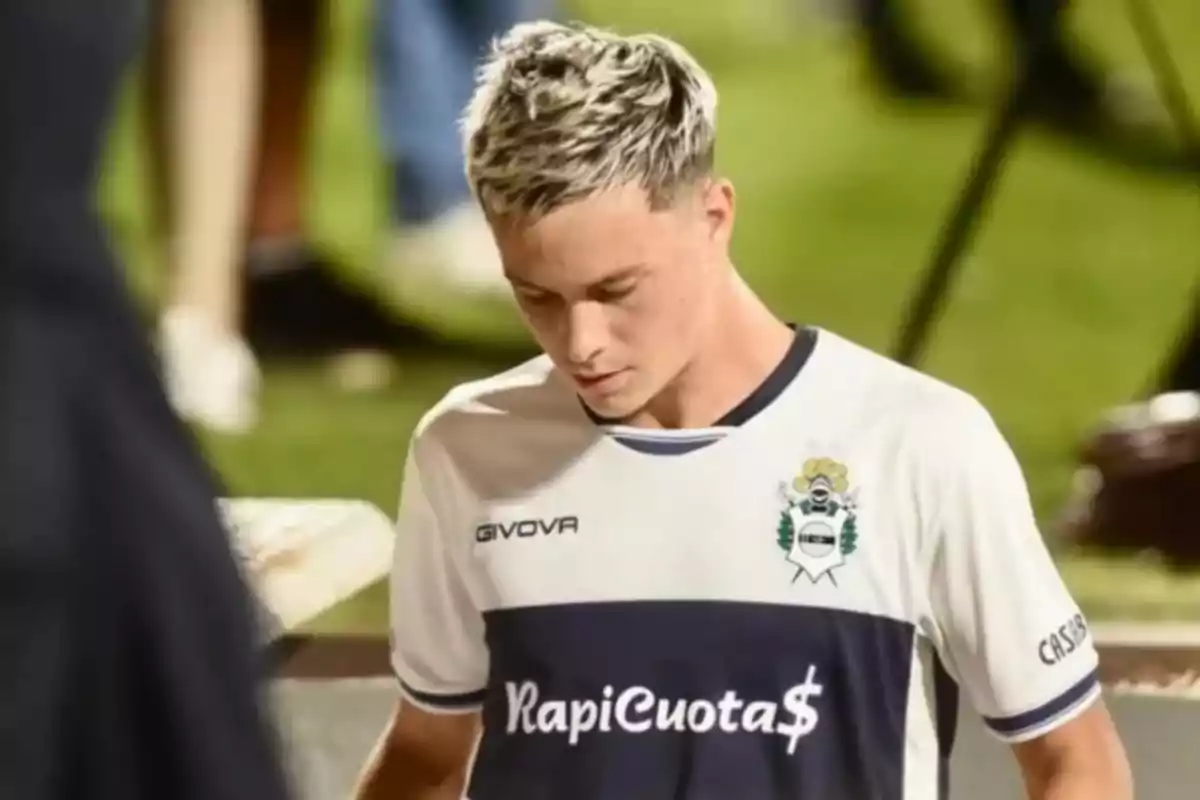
[853,0,1184,170]
[0,1,293,798]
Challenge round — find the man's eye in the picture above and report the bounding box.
[593,283,636,303]
[518,289,555,305]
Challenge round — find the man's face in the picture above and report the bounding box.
[491,180,735,421]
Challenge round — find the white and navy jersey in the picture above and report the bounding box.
[389,327,1100,800]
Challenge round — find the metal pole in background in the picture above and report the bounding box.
[889,67,1032,367]
[1158,289,1200,392]
[890,0,1200,370]
[1125,0,1200,160]
[889,0,1076,368]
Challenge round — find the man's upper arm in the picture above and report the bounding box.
[390,431,488,713]
[1010,700,1132,799]
[924,399,1101,744]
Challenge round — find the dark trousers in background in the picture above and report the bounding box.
[372,0,555,225]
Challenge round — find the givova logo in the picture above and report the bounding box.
[475,515,579,544]
[504,666,824,755]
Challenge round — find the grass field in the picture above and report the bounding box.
[97,0,1200,629]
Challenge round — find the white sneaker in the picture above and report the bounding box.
[386,202,512,297]
[159,307,260,434]
[380,203,532,346]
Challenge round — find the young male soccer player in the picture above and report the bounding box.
[353,20,1132,800]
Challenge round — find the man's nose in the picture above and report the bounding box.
[565,301,606,366]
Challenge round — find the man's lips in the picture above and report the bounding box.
[573,369,625,388]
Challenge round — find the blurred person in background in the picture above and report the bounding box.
[146,0,264,434]
[145,0,337,432]
[240,0,325,272]
[371,0,556,307]
[0,1,293,798]
[146,0,468,399]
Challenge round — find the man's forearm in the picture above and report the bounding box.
[351,732,466,800]
[1026,757,1134,800]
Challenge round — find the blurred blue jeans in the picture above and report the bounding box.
[372,0,554,226]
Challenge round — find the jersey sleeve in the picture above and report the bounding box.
[925,400,1100,744]
[389,433,488,714]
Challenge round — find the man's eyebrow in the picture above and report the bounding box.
[507,264,646,292]
[591,264,646,288]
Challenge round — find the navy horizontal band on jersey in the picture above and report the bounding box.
[467,601,925,800]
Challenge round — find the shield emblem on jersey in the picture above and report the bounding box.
[776,458,860,586]
[786,505,850,583]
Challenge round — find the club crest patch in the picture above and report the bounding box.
[777,458,860,585]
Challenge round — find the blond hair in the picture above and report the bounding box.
[461,20,718,219]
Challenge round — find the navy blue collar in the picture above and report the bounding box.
[583,325,817,429]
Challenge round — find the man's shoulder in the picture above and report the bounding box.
[412,354,580,446]
[816,329,996,434]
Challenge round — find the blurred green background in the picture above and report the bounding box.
[98,0,1200,627]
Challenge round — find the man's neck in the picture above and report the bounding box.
[634,275,795,429]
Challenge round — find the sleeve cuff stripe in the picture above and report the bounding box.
[983,669,1100,737]
[399,680,487,710]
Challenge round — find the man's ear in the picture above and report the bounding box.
[703,177,735,245]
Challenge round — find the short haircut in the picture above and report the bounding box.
[462,20,719,220]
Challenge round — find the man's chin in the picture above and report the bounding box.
[580,390,646,425]
[581,398,627,424]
